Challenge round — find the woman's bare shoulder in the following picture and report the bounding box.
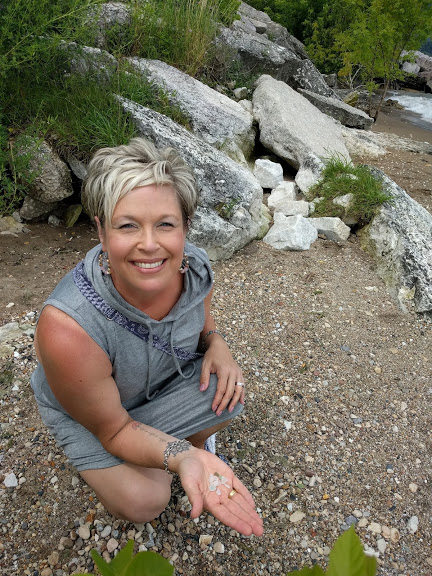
[35,304,108,364]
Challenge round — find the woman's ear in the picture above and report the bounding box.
[95,217,105,250]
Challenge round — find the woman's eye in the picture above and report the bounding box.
[159,222,174,228]
[119,223,135,229]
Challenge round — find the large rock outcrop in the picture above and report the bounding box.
[216,26,335,98]
[126,58,255,163]
[118,98,263,261]
[252,75,350,169]
[299,89,373,130]
[359,167,432,315]
[16,138,74,205]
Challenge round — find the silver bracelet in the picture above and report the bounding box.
[201,329,226,346]
[163,439,192,475]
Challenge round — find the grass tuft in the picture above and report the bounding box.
[309,155,392,223]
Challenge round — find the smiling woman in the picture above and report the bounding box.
[30,137,263,537]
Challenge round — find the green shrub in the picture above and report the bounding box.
[309,156,392,224]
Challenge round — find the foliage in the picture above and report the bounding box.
[83,539,174,576]
[309,155,392,224]
[336,0,432,118]
[104,0,241,77]
[286,526,377,575]
[247,0,432,113]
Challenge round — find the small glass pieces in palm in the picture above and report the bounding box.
[208,472,231,495]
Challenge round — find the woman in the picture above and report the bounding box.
[31,138,263,537]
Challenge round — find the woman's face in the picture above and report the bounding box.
[97,185,187,307]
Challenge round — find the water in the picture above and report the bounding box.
[386,90,432,130]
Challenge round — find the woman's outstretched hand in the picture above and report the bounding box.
[176,450,263,537]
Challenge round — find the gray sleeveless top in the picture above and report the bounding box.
[31,242,213,414]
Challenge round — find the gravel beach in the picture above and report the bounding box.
[0,109,431,576]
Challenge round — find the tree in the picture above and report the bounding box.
[336,0,432,118]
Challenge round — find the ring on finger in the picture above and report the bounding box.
[235,382,245,388]
[228,489,237,499]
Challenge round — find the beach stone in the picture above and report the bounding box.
[4,472,18,488]
[407,516,419,534]
[390,528,400,542]
[77,525,90,540]
[107,538,119,553]
[368,522,382,534]
[213,541,225,554]
[377,539,387,554]
[199,535,213,547]
[289,511,306,523]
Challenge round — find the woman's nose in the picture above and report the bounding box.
[137,228,158,251]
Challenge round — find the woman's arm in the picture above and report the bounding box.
[199,288,245,415]
[35,306,193,467]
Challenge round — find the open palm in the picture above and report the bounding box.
[177,450,263,537]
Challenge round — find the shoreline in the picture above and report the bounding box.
[372,104,432,144]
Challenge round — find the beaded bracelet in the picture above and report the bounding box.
[201,329,226,345]
[163,439,192,475]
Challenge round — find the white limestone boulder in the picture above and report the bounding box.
[263,213,318,251]
[253,159,284,189]
[253,75,350,170]
[126,58,255,163]
[309,217,351,242]
[295,153,325,198]
[359,167,432,315]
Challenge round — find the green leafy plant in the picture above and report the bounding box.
[309,155,392,224]
[83,539,174,576]
[287,526,377,576]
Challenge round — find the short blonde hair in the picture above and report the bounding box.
[82,137,198,227]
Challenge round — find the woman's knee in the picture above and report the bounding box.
[81,467,172,524]
[113,480,172,523]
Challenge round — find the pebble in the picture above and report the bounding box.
[407,516,419,534]
[377,539,387,554]
[77,525,90,540]
[289,511,306,523]
[213,542,225,554]
[4,472,18,488]
[199,535,213,547]
[106,538,119,553]
[409,483,418,493]
[253,477,262,488]
[390,527,401,543]
[101,525,111,538]
[368,522,382,534]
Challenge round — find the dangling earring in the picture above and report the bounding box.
[98,251,111,275]
[179,253,189,274]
